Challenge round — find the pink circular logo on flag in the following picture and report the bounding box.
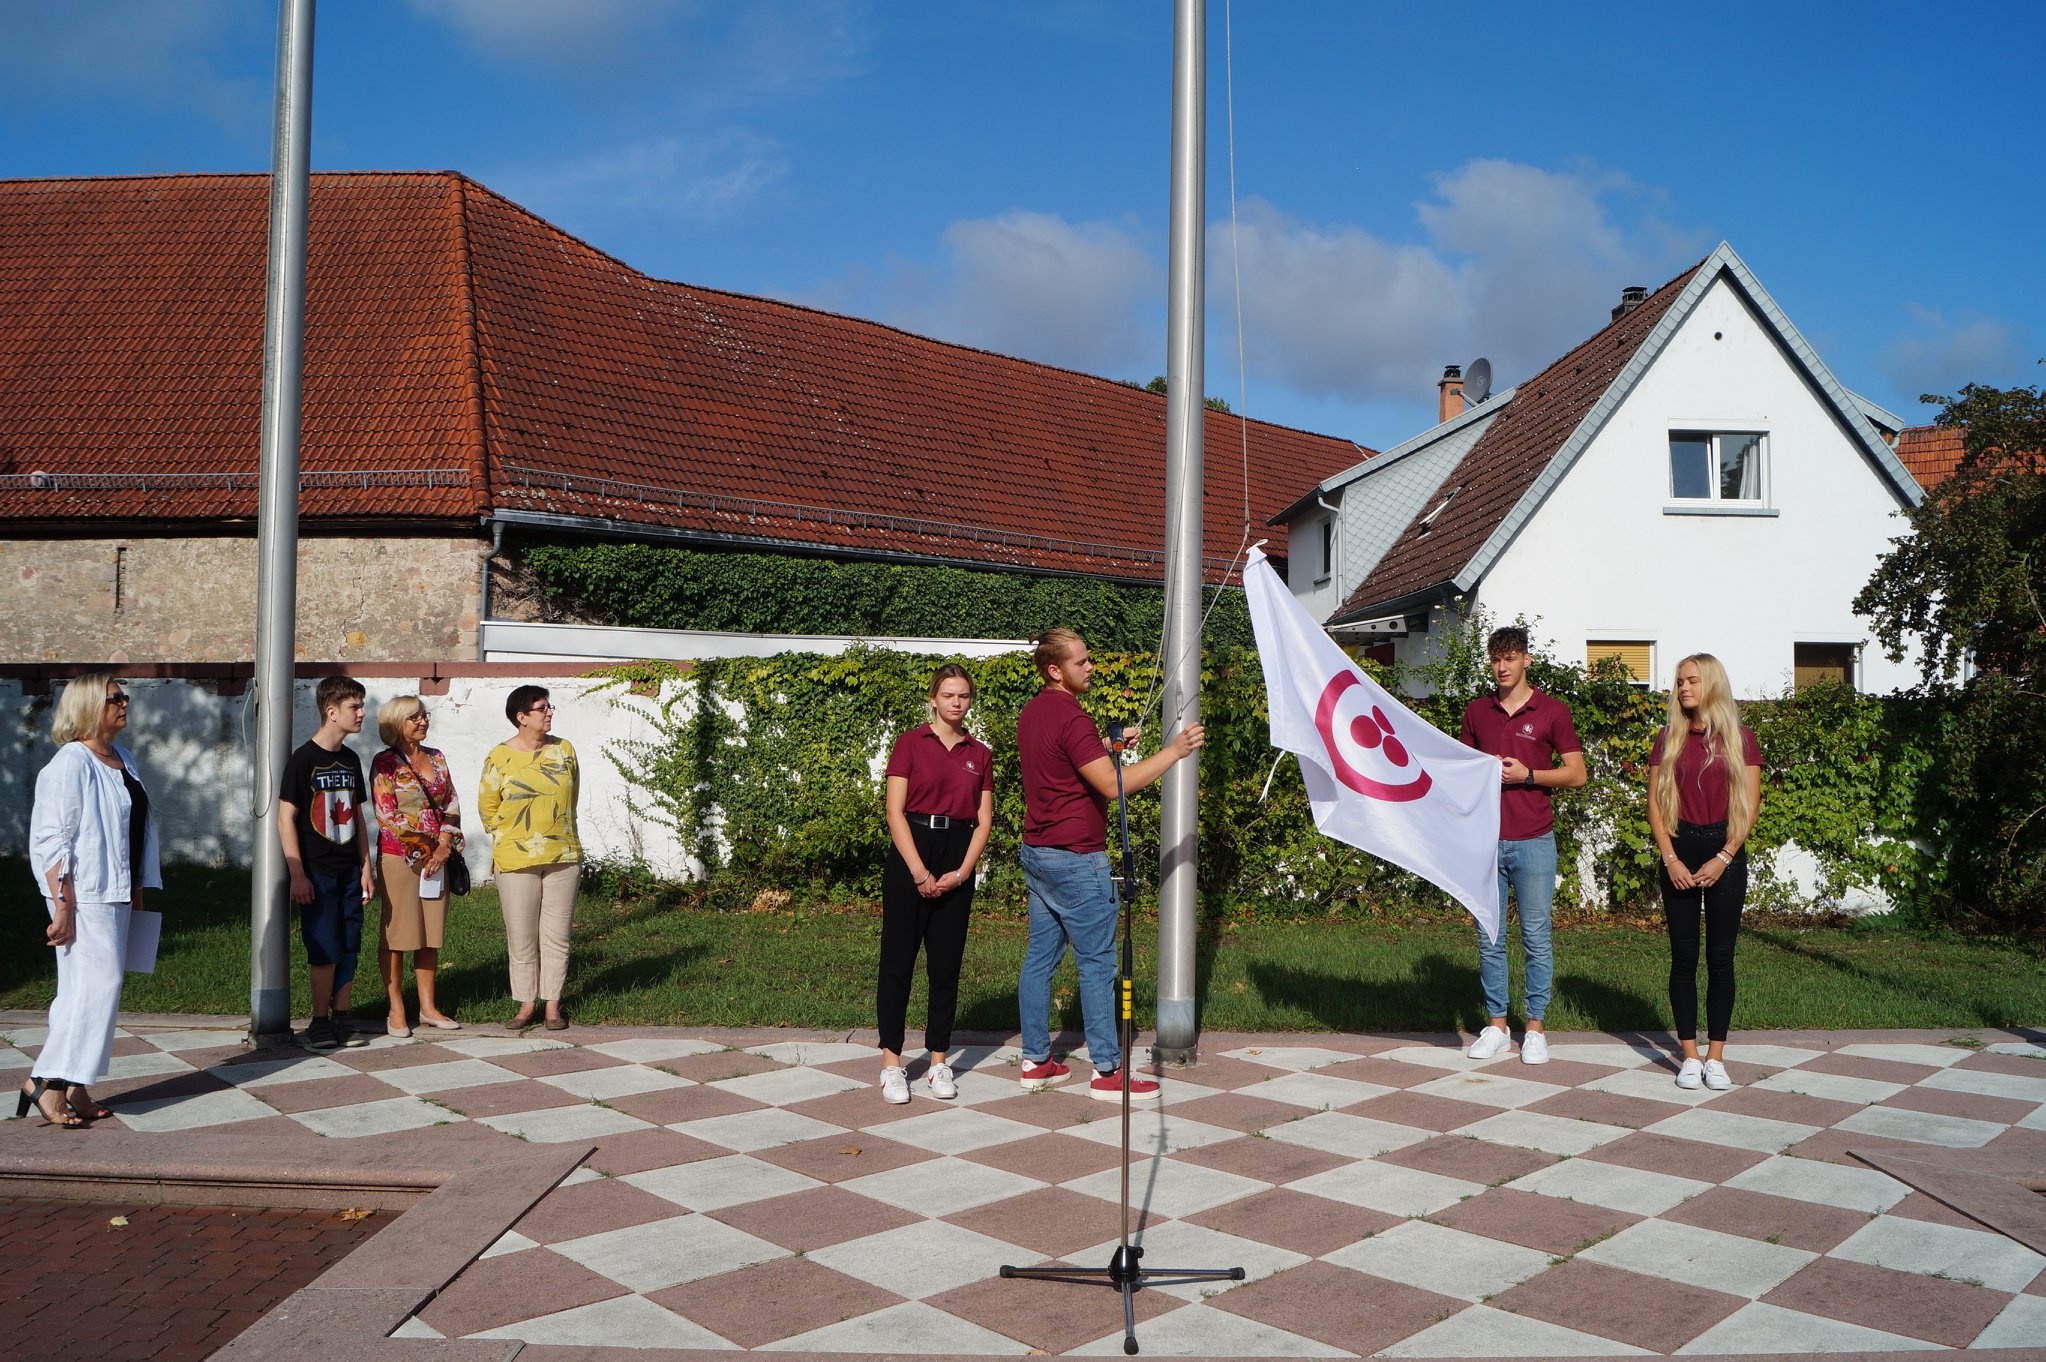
[1314,673,1433,802]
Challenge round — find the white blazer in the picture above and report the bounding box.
[28,742,162,904]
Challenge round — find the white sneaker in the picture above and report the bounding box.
[1466,1025,1512,1060]
[1702,1059,1733,1090]
[880,1065,910,1105]
[1676,1057,1704,1089]
[1519,1030,1549,1065]
[926,1062,957,1100]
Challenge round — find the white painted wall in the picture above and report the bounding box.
[1285,514,1344,621]
[1475,277,1919,698]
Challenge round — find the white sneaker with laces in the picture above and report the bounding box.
[880,1065,910,1105]
[1702,1058,1733,1090]
[1466,1025,1512,1060]
[1519,1030,1549,1065]
[926,1062,957,1100]
[1676,1057,1704,1089]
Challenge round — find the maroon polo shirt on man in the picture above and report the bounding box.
[1460,686,1582,841]
[1017,687,1110,851]
[1650,724,1762,826]
[884,724,994,822]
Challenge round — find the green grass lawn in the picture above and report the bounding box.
[3,861,2041,1036]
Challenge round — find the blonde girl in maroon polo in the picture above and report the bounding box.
[876,664,995,1104]
[1648,653,1762,1091]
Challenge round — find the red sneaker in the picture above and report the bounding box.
[1019,1058,1071,1091]
[1090,1070,1160,1102]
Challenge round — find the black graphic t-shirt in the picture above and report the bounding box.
[280,740,366,876]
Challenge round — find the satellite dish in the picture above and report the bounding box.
[1463,358,1493,406]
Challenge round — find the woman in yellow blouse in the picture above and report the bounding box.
[478,685,582,1030]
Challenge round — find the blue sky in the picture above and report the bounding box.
[3,1,2041,447]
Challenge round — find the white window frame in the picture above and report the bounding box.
[1665,428,1773,515]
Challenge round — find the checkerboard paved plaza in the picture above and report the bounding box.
[6,1021,2044,1356]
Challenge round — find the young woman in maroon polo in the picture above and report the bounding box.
[876,664,995,1104]
[1648,653,1763,1091]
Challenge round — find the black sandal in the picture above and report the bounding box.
[66,1086,112,1121]
[15,1078,87,1129]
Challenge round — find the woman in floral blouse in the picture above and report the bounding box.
[478,685,582,1030]
[370,696,465,1036]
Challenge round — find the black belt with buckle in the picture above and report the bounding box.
[907,812,968,830]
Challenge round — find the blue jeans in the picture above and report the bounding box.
[1478,833,1556,1022]
[1017,844,1121,1075]
[299,867,364,989]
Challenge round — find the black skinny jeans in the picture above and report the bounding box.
[1661,819,1745,1043]
[877,818,976,1056]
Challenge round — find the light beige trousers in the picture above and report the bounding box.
[497,863,579,1003]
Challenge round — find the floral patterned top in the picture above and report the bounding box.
[370,746,465,868]
[478,738,582,871]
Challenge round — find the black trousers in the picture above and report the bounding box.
[877,819,976,1055]
[1661,819,1745,1043]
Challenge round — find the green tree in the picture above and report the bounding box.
[1143,375,1233,414]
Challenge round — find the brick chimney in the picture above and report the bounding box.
[1437,364,1464,424]
[1610,285,1647,321]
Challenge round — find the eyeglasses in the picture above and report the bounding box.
[525,703,555,715]
[105,692,130,706]
[406,714,430,725]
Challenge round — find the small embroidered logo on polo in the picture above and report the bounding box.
[1521,722,1535,736]
[964,760,979,774]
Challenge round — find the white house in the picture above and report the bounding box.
[1273,243,1925,697]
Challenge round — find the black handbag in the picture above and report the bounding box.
[409,755,471,897]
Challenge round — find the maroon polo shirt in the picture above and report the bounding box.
[884,724,994,822]
[1650,724,1762,826]
[1460,686,1582,841]
[1017,687,1110,851]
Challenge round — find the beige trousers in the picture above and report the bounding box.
[497,863,578,1003]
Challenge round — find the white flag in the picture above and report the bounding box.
[1243,548,1503,942]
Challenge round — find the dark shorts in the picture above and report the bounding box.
[299,867,364,986]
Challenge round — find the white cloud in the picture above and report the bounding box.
[507,129,789,223]
[0,0,265,130]
[1876,303,2032,401]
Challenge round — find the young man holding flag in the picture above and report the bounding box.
[1460,627,1585,1064]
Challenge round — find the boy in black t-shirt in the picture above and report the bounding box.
[279,676,376,1050]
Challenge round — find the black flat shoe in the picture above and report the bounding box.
[16,1079,86,1129]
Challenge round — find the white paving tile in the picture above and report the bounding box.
[1836,1104,2004,1148]
[1973,1292,2046,1350]
[745,1040,879,1066]
[1062,1160,1270,1218]
[472,1291,739,1349]
[103,1049,195,1080]
[1921,1064,2046,1104]
[434,1036,572,1057]
[942,1067,1037,1107]
[584,1037,726,1063]
[1408,1070,1570,1110]
[1539,1041,1662,1068]
[808,1219,1038,1300]
[1837,1042,1971,1068]
[1261,1111,1433,1158]
[1724,1154,1909,1213]
[623,1154,821,1212]
[1752,1067,1903,1105]
[760,1300,1030,1355]
[1244,1069,1395,1110]
[134,1028,244,1052]
[1643,1106,1821,1153]
[1375,1045,1509,1072]
[1,1027,51,1048]
[560,1165,604,1187]
[1073,1221,1308,1300]
[1831,1214,2046,1293]
[1579,1218,1815,1298]
[2022,1103,2046,1132]
[1674,1300,1941,1354]
[945,1044,1023,1072]
[1378,1304,1652,1357]
[477,1104,651,1142]
[210,1054,356,1087]
[479,1229,538,1260]
[672,1106,847,1152]
[1218,1044,1364,1071]
[1722,1044,1827,1069]
[1452,1109,1632,1155]
[1058,1112,1241,1157]
[389,1316,444,1339]
[1325,1218,1551,1301]
[1583,1066,1726,1106]
[711,1065,866,1106]
[840,1155,1044,1217]
[289,1095,456,1138]
[0,1045,29,1072]
[1504,1159,1711,1217]
[1289,1160,1482,1218]
[112,1086,277,1133]
[1070,1302,1351,1357]
[538,1063,694,1100]
[369,1059,522,1094]
[874,1107,1043,1156]
[553,1212,786,1292]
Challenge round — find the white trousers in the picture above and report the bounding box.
[39,899,131,1084]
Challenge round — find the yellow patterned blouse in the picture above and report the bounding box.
[478,738,583,871]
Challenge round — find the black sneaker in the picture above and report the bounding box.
[303,1016,339,1052]
[333,1015,368,1049]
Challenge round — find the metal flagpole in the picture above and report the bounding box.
[247,0,316,1048]
[1154,0,1205,1065]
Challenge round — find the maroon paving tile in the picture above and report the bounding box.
[417,1247,626,1336]
[648,1256,895,1349]
[1785,1126,1945,1167]
[1165,1091,1312,1134]
[240,1073,408,1115]
[813,1055,891,1083]
[511,1177,685,1244]
[1305,1055,1442,1089]
[925,1267,1178,1354]
[428,1079,586,1119]
[1184,1188,1401,1257]
[957,1091,1097,1130]
[173,1044,252,1070]
[582,1126,729,1176]
[1509,1058,1625,1089]
[1170,1133,1347,1185]
[489,1047,628,1078]
[1660,1185,1872,1252]
[944,1186,1150,1259]
[107,1036,155,1058]
[958,1130,1127,1179]
[707,1183,923,1252]
[1376,1134,1559,1186]
[1173,1055,1309,1091]
[328,1042,465,1072]
[1955,1050,2046,1077]
[603,1083,765,1126]
[1491,1258,1744,1351]
[750,1132,932,1184]
[1802,1052,1943,1085]
[1344,1090,1499,1132]
[658,1050,784,1082]
[1215,1260,1465,1354]
[1427,1187,1643,1256]
[1889,1189,1999,1230]
[1986,1125,2046,1159]
[1717,1057,1785,1086]
[1763,1255,2011,1347]
[1710,1085,1865,1128]
[1880,1083,2035,1125]
[1581,1130,1768,1184]
[1523,1087,1670,1128]
[779,1087,927,1130]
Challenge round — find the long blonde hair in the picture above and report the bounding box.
[50,673,115,746]
[1653,654,1755,840]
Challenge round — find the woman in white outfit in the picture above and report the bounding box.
[20,675,160,1128]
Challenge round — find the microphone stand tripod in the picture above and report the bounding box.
[999,722,1242,1356]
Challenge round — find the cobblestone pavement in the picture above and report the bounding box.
[0,1197,382,1361]
[5,1020,2045,1357]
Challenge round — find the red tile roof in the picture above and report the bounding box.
[1894,424,1963,489]
[0,172,1369,582]
[1331,261,1702,618]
